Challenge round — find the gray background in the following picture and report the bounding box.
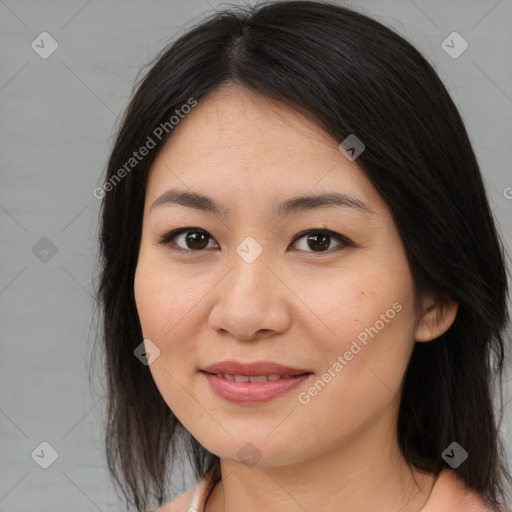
[1,0,511,510]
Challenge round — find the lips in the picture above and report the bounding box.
[200,360,313,403]
[212,373,297,382]
[201,360,311,377]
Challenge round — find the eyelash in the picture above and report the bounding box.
[157,227,353,256]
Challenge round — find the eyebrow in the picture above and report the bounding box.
[150,188,376,217]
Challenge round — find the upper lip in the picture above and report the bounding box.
[201,360,312,376]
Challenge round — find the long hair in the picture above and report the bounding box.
[93,2,512,510]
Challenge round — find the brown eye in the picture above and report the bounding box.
[159,227,351,255]
[183,231,209,250]
[290,230,350,253]
[158,228,218,252]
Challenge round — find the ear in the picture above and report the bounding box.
[414,295,459,343]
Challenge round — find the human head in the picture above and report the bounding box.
[95,2,511,511]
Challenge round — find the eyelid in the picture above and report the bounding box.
[289,229,352,253]
[157,227,353,254]
[158,226,213,247]
[158,227,218,250]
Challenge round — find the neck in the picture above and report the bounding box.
[205,413,436,512]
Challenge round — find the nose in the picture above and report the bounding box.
[208,249,292,341]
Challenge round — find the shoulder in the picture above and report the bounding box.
[152,484,198,512]
[152,473,214,512]
[421,469,492,512]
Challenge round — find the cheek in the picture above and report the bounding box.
[291,262,410,344]
[294,296,413,446]
[134,255,203,342]
[134,257,203,419]
[293,267,415,401]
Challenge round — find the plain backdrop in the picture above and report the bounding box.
[1,0,511,510]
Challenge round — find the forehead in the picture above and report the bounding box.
[160,84,335,160]
[145,84,387,219]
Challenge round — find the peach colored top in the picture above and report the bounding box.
[159,468,491,512]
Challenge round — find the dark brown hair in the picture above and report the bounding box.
[92,1,512,510]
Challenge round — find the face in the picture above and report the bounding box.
[134,84,426,468]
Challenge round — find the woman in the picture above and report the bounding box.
[94,1,512,511]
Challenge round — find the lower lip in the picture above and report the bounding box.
[202,372,311,404]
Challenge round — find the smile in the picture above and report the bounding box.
[201,371,312,404]
[211,373,298,382]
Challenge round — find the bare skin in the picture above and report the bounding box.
[136,83,458,512]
